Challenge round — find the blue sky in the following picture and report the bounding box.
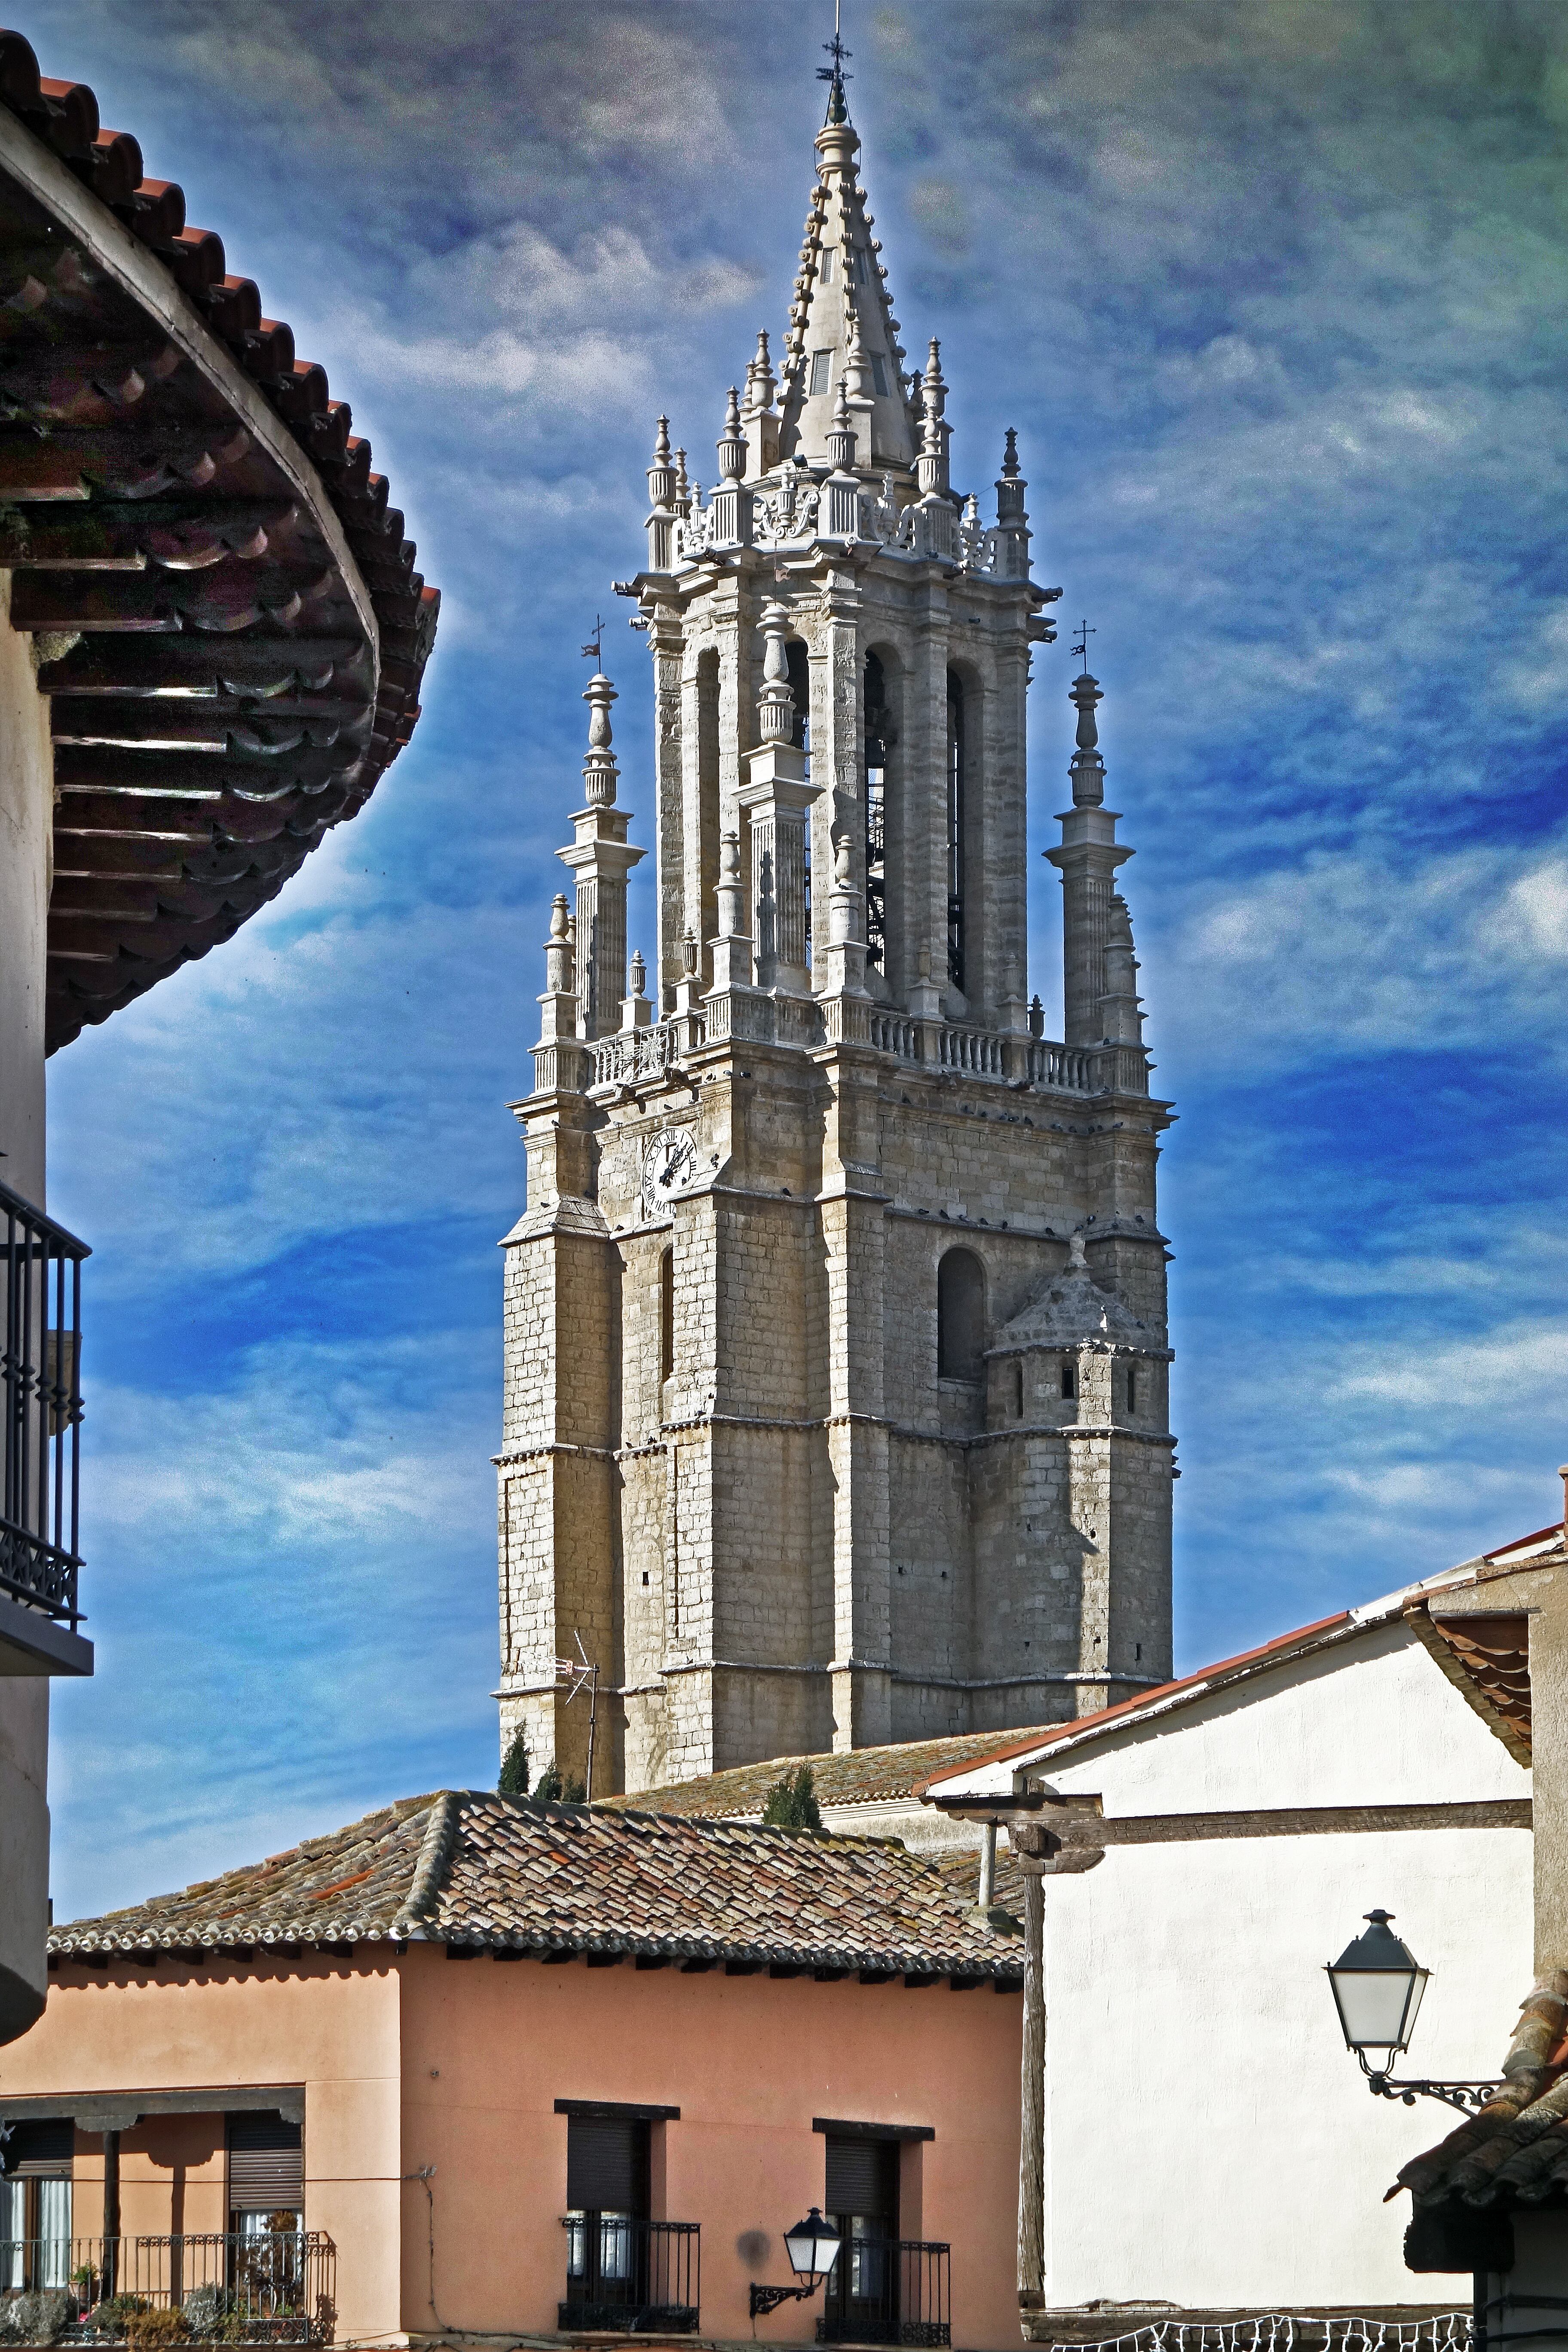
[25,0,1568,1917]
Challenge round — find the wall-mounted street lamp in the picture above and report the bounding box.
[1325,1910,1500,2116]
[750,2208,842,2321]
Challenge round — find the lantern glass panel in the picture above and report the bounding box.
[784,2211,842,2279]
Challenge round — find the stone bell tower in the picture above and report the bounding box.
[494,55,1176,1797]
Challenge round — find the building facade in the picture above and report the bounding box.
[2,1792,1023,2350]
[497,65,1175,1798]
[922,1543,1541,2332]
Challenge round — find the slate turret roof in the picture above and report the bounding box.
[47,1791,1023,1983]
[987,1229,1161,1357]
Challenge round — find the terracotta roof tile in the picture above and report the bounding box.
[48,1792,1024,1981]
[1399,1975,1568,2214]
[0,29,438,1050]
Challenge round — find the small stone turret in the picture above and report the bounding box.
[1099,894,1145,1047]
[1047,664,1142,1063]
[557,665,645,1043]
[645,416,675,573]
[994,428,1030,580]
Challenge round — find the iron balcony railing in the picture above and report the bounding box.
[560,2213,699,2334]
[0,2230,335,2343]
[0,1177,88,1629]
[818,2238,951,2348]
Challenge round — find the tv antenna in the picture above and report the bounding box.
[553,1631,600,1803]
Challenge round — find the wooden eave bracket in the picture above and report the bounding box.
[1405,1599,1533,1767]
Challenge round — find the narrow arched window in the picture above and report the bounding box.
[937,1248,985,1381]
[864,650,889,974]
[1126,1363,1138,1415]
[1012,1360,1024,1419]
[659,1246,674,1384]
[1060,1358,1076,1401]
[946,670,965,992]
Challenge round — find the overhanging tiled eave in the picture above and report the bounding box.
[0,34,438,1051]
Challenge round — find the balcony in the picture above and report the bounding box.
[0,2230,336,2342]
[818,2239,951,2348]
[0,1177,90,1677]
[559,2214,699,2334]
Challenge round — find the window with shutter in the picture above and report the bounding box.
[0,2120,73,2178]
[565,2116,648,2218]
[226,2111,303,2220]
[824,2135,897,2224]
[823,2136,900,2337]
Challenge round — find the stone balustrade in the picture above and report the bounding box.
[587,1010,1139,1098]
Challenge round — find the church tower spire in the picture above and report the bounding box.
[495,52,1175,1796]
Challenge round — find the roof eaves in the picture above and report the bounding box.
[916,1609,1360,1794]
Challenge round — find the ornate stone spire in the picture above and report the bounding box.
[710,385,752,548]
[1069,668,1105,806]
[645,416,675,572]
[557,664,645,1041]
[1047,664,1138,1053]
[581,667,619,808]
[993,427,1031,580]
[915,340,949,498]
[742,330,780,479]
[1099,893,1145,1047]
[774,67,916,472]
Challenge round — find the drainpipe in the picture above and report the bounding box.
[977,1823,997,1913]
[1014,1857,1047,2319]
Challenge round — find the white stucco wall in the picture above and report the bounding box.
[934,1617,1534,2315]
[0,573,57,2042]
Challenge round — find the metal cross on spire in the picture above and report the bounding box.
[580,615,607,666]
[1070,619,1096,677]
[818,0,851,113]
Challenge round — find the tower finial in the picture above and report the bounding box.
[1068,662,1105,806]
[580,660,619,809]
[1070,617,1096,680]
[818,0,852,124]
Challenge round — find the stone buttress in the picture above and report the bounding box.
[494,58,1176,1796]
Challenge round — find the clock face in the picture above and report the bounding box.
[641,1127,699,1219]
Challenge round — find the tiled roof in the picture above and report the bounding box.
[0,31,437,1049]
[601,1731,1061,1820]
[1398,1973,1568,2212]
[48,1792,1024,1981]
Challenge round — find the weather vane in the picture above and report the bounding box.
[1070,618,1096,675]
[818,0,851,91]
[581,615,607,666]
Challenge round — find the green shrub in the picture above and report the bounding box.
[762,1764,822,1832]
[498,1729,530,1797]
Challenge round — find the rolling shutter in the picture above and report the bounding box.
[226,2111,303,2211]
[1,2120,73,2177]
[824,2135,897,2223]
[566,2116,648,2215]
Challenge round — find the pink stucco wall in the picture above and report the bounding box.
[2,1949,1022,2349]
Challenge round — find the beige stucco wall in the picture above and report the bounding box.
[1,1956,404,2344]
[0,570,58,2044]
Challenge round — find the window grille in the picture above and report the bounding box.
[0,1180,88,1629]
